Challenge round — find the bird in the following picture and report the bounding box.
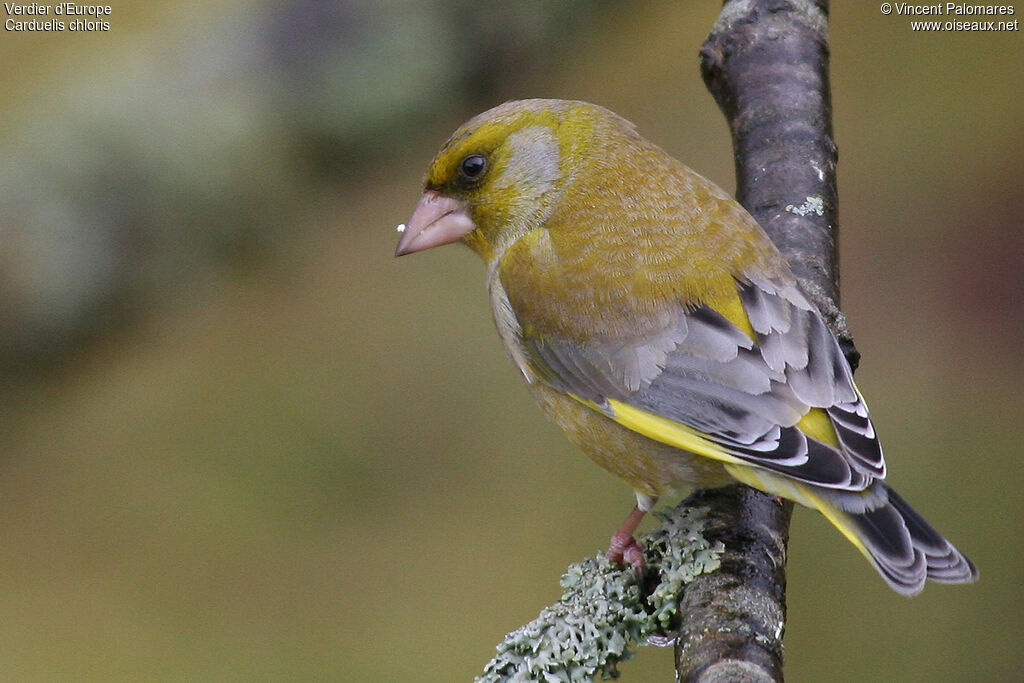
[394,98,978,595]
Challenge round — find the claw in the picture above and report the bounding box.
[606,504,650,581]
[621,538,647,583]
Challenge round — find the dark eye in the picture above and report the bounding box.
[458,154,487,182]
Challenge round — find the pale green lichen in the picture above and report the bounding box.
[785,195,825,217]
[476,506,723,683]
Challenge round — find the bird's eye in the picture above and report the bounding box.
[458,154,487,182]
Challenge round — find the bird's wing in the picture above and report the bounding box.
[517,275,885,491]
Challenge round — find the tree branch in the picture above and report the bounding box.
[701,0,851,357]
[673,487,790,683]
[674,2,853,681]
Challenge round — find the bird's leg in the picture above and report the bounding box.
[606,504,651,579]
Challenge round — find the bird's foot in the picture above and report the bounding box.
[606,504,650,582]
[607,534,647,582]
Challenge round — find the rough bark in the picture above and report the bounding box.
[674,2,855,681]
[673,486,790,683]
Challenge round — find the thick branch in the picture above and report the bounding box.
[701,0,852,357]
[675,2,850,681]
[673,487,790,683]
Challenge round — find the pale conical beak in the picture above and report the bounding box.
[394,191,476,256]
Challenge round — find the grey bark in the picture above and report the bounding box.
[672,2,855,681]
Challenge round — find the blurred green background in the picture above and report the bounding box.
[1,2,1021,680]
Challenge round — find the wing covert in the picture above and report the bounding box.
[514,276,886,490]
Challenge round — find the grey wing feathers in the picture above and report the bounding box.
[528,312,690,402]
[519,277,887,491]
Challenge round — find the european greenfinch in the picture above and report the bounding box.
[395,99,977,595]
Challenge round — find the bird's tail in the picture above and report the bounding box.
[726,465,979,595]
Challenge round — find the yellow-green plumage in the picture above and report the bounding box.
[397,98,977,595]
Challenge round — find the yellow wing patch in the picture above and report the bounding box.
[796,407,840,447]
[703,287,757,341]
[569,395,749,466]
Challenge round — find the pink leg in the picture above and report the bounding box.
[606,505,649,578]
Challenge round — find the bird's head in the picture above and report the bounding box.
[395,99,611,261]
